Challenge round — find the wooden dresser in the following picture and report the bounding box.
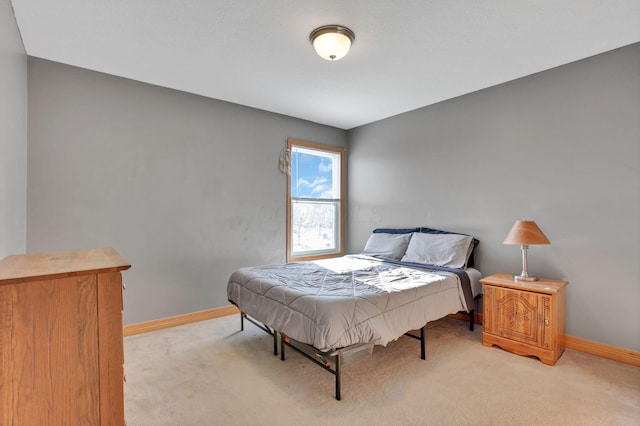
[0,248,131,425]
[481,273,568,366]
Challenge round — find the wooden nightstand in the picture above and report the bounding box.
[481,273,569,366]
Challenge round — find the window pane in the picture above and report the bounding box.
[291,200,338,254]
[291,146,340,200]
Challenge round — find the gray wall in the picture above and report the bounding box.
[26,43,639,351]
[27,58,347,324]
[0,0,27,258]
[347,43,640,351]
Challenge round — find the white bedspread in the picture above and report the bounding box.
[227,255,472,352]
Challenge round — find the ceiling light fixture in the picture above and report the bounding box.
[309,25,355,61]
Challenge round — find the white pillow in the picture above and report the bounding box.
[361,233,412,260]
[401,233,474,268]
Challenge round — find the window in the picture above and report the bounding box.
[287,139,345,262]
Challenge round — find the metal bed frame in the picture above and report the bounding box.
[236,297,480,401]
[239,310,381,400]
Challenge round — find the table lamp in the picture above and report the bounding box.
[503,220,550,281]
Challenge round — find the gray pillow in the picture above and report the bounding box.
[361,232,412,260]
[401,232,474,268]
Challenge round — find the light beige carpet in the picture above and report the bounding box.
[124,314,639,425]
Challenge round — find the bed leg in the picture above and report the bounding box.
[469,294,482,332]
[420,326,426,360]
[335,354,341,401]
[240,312,245,331]
[273,331,278,356]
[280,334,286,361]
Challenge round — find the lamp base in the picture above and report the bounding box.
[514,275,537,282]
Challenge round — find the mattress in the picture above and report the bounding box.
[227,255,478,352]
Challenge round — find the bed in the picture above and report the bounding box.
[227,227,481,400]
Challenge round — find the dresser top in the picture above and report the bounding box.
[0,248,131,285]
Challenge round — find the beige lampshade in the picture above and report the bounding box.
[503,220,550,245]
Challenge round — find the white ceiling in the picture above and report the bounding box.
[11,0,640,130]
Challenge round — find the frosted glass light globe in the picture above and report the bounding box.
[312,32,352,60]
[310,25,355,61]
